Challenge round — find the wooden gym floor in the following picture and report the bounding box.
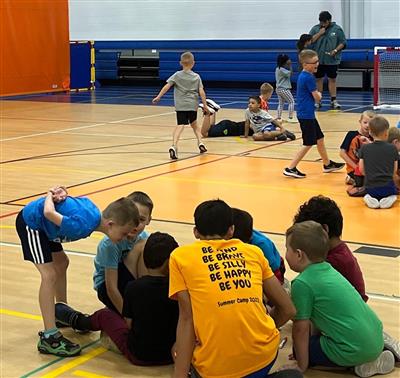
[0,93,399,378]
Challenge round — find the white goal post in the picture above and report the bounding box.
[373,46,400,110]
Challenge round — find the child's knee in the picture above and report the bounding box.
[54,253,69,272]
[40,267,58,285]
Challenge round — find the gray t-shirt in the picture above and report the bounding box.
[244,108,274,133]
[359,141,398,188]
[275,67,292,89]
[167,70,203,111]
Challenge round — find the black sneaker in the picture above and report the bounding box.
[276,134,287,141]
[169,146,178,160]
[315,103,322,110]
[198,143,207,153]
[37,331,81,357]
[284,130,296,140]
[283,167,306,178]
[55,302,91,332]
[323,160,345,173]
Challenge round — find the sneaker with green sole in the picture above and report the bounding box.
[37,331,81,357]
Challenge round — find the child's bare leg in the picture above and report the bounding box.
[36,263,57,330]
[316,138,330,165]
[200,113,216,138]
[172,125,185,147]
[52,251,69,303]
[288,145,312,169]
[190,120,203,145]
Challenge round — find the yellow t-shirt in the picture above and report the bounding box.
[169,238,280,378]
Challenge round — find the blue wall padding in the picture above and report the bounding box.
[70,43,92,89]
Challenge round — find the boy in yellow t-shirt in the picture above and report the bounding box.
[169,199,295,378]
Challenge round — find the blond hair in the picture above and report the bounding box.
[388,127,400,143]
[102,197,139,226]
[369,116,390,137]
[286,221,329,262]
[180,51,194,66]
[359,110,375,121]
[299,49,318,65]
[260,82,273,95]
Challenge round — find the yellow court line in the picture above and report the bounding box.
[0,308,42,321]
[40,347,107,378]
[73,369,111,378]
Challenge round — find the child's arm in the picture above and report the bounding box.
[243,119,251,138]
[292,319,311,372]
[311,90,322,103]
[105,268,124,314]
[393,160,399,188]
[263,276,296,328]
[311,27,326,43]
[199,87,210,114]
[358,158,365,175]
[339,149,357,169]
[173,290,196,378]
[152,83,172,104]
[43,190,63,226]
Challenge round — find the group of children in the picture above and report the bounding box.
[16,182,399,377]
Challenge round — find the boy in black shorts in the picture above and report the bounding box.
[283,49,344,178]
[152,51,210,160]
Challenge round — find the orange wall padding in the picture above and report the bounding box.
[0,0,70,96]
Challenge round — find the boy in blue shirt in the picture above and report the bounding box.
[283,49,344,179]
[15,186,139,357]
[93,191,153,314]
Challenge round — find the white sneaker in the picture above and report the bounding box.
[354,350,395,377]
[206,99,221,111]
[169,146,178,160]
[379,195,397,209]
[364,194,380,209]
[331,100,341,109]
[287,117,298,123]
[383,331,400,361]
[199,103,215,114]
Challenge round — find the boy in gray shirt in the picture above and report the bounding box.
[359,116,399,209]
[153,52,209,160]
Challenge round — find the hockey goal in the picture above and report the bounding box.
[373,46,400,109]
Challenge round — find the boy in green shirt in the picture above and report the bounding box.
[285,221,395,377]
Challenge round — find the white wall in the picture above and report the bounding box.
[69,0,342,40]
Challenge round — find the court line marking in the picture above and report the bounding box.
[0,308,42,321]
[19,340,101,378]
[72,370,111,378]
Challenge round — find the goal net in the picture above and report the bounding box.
[373,46,400,109]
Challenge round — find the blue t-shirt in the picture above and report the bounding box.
[251,229,281,271]
[22,196,101,242]
[296,71,317,119]
[93,231,149,290]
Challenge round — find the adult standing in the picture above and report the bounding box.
[309,11,346,110]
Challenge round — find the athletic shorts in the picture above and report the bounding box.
[299,118,324,146]
[15,211,62,264]
[315,64,338,79]
[259,123,276,133]
[176,111,197,125]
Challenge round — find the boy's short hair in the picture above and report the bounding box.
[194,199,233,237]
[180,51,194,65]
[299,49,318,65]
[293,195,343,238]
[319,11,332,22]
[127,191,153,215]
[388,127,400,143]
[286,220,329,262]
[232,208,253,243]
[369,116,390,137]
[260,83,273,95]
[102,197,139,226]
[143,232,179,269]
[359,110,375,121]
[249,95,261,104]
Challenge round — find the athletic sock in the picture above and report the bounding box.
[43,327,59,338]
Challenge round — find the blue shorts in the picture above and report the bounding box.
[259,123,276,133]
[366,181,398,200]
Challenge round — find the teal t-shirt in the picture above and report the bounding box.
[93,231,149,290]
[292,262,383,366]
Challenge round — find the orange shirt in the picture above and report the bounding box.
[260,96,269,111]
[169,239,280,378]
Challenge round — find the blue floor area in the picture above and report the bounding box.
[3,85,399,115]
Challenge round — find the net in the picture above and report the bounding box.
[374,47,400,109]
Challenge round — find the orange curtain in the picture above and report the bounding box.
[0,0,70,96]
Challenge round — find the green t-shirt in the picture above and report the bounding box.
[292,262,383,366]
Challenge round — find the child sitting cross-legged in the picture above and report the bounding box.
[285,220,395,377]
[55,232,179,365]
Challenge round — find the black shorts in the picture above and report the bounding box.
[176,111,197,125]
[299,119,324,146]
[15,211,62,264]
[315,64,338,79]
[97,261,135,312]
[208,120,252,137]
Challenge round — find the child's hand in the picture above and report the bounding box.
[50,186,68,203]
[202,105,210,115]
[359,136,372,144]
[152,96,160,104]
